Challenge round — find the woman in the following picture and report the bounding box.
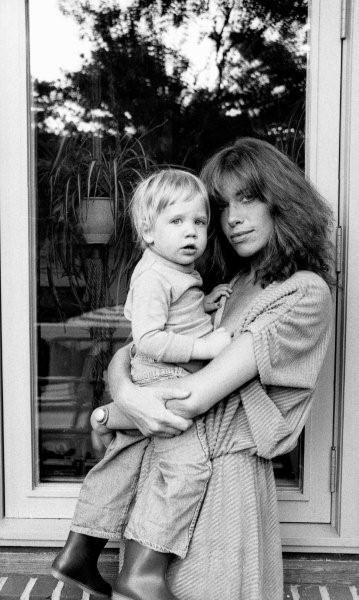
[53,138,333,600]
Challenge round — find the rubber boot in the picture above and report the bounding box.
[51,531,112,598]
[112,540,178,600]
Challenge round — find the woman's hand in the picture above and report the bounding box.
[107,344,193,437]
[165,393,200,420]
[115,379,193,437]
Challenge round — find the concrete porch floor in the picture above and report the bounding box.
[0,551,359,599]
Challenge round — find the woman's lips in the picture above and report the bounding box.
[230,229,254,242]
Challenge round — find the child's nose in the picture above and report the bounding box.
[185,222,197,236]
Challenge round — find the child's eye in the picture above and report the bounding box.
[171,218,182,224]
[195,218,207,226]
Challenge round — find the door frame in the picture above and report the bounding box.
[1,0,359,550]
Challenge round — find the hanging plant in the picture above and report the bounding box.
[40,133,151,316]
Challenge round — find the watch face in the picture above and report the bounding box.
[95,408,107,424]
[97,408,105,421]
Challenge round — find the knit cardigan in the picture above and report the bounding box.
[198,269,333,461]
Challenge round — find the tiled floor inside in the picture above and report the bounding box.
[0,576,358,599]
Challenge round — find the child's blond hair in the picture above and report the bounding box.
[130,169,210,248]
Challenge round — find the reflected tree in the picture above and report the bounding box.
[32,0,310,480]
[35,0,308,170]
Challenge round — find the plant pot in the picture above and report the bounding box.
[79,197,115,244]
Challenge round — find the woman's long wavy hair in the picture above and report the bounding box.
[199,137,335,289]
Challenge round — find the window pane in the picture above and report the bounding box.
[29,0,308,484]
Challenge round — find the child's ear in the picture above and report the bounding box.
[142,227,154,245]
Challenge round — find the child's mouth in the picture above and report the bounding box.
[181,244,197,253]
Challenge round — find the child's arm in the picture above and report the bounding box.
[130,271,193,363]
[130,272,231,363]
[191,327,232,359]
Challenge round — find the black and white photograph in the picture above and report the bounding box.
[0,1,358,599]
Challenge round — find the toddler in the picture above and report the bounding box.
[91,169,232,597]
[92,169,231,444]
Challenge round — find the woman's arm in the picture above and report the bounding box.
[108,334,257,430]
[166,332,257,419]
[107,344,193,437]
[167,277,333,421]
[107,343,132,402]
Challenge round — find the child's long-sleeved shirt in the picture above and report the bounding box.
[124,248,213,363]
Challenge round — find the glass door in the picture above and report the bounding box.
[0,0,342,534]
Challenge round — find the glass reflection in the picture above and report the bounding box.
[30,0,308,484]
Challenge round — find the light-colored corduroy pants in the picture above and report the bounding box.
[72,358,211,558]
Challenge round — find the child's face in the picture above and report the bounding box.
[143,195,208,268]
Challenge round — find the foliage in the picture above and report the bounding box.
[45,134,149,228]
[39,133,149,318]
[34,0,308,169]
[34,0,309,320]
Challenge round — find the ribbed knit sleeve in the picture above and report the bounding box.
[244,276,332,390]
[237,273,333,459]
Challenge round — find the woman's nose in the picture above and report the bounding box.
[227,203,244,227]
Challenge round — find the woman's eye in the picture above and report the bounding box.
[241,195,255,204]
[171,218,181,224]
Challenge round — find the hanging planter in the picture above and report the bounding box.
[42,134,150,315]
[79,196,115,244]
[47,134,150,241]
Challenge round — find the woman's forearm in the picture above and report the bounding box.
[107,343,133,402]
[106,343,136,428]
[166,332,257,418]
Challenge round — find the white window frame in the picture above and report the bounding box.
[0,0,359,550]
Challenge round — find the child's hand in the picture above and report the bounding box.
[192,327,232,360]
[204,284,232,312]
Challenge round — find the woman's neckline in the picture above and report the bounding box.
[215,274,279,332]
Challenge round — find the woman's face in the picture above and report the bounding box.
[219,178,274,258]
